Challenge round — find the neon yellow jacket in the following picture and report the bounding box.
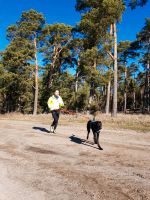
[47,95,64,111]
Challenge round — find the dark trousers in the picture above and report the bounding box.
[51,110,60,130]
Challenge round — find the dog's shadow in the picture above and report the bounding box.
[69,135,100,150]
[32,127,49,133]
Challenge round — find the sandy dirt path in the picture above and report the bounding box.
[0,119,150,200]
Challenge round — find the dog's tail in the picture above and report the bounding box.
[87,120,91,132]
[96,134,103,150]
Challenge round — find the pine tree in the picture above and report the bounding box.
[76,0,125,116]
[1,38,35,113]
[7,9,45,114]
[118,40,132,112]
[128,0,148,9]
[137,18,150,112]
[41,23,73,88]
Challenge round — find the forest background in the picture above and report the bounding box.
[0,0,149,117]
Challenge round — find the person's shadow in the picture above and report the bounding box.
[32,127,50,133]
[69,135,99,150]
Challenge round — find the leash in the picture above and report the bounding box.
[60,109,90,120]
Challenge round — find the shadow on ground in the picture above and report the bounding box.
[25,146,58,155]
[69,135,99,150]
[32,127,49,133]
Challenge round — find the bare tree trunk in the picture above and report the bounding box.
[75,59,80,113]
[140,88,144,109]
[143,61,150,113]
[124,65,127,112]
[33,37,38,115]
[75,71,79,113]
[104,84,107,95]
[89,59,97,105]
[110,24,113,36]
[75,59,80,93]
[147,60,150,112]
[93,59,97,68]
[105,80,111,114]
[75,72,79,94]
[124,92,127,112]
[89,82,95,105]
[133,91,136,109]
[112,22,118,117]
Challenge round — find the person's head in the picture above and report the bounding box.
[54,90,59,97]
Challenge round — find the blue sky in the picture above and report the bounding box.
[0,0,150,51]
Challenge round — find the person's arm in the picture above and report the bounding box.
[47,97,53,110]
[59,96,64,108]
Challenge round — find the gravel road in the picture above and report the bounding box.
[0,120,150,200]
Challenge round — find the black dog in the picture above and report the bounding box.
[87,120,103,150]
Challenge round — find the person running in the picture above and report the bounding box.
[47,90,64,133]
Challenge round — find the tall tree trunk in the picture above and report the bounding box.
[112,22,118,117]
[133,71,136,110]
[140,88,144,109]
[75,73,79,113]
[93,59,97,68]
[133,90,136,109]
[124,65,127,112]
[105,80,111,114]
[89,81,95,105]
[75,72,79,93]
[147,60,149,112]
[75,59,80,113]
[75,59,80,93]
[143,61,149,112]
[105,24,113,114]
[33,37,38,115]
[89,59,97,105]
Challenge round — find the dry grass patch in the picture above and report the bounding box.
[96,113,150,132]
[0,112,149,132]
